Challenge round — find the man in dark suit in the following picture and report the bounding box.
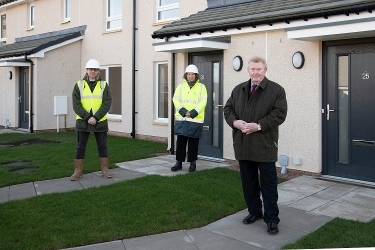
[224,56,287,235]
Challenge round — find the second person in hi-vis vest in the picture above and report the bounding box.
[172,64,208,172]
[70,59,112,181]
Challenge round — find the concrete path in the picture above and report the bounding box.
[1,151,375,249]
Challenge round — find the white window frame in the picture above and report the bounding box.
[106,0,122,31]
[29,5,34,28]
[100,65,122,118]
[156,0,179,22]
[154,62,169,122]
[63,0,70,22]
[0,14,6,45]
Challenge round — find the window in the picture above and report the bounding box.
[0,14,5,46]
[106,0,122,30]
[155,63,169,120]
[63,0,70,21]
[157,0,179,22]
[29,5,34,28]
[100,66,122,115]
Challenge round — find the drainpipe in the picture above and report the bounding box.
[131,0,137,138]
[25,56,34,133]
[170,53,176,154]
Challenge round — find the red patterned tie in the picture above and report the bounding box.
[250,84,257,97]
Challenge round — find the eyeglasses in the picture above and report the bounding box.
[87,68,99,71]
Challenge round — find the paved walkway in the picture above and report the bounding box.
[1,153,375,250]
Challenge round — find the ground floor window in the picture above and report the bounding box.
[100,66,122,115]
[155,62,168,121]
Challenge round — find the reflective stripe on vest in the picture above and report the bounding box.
[76,80,107,121]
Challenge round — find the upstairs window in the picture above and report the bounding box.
[157,0,179,22]
[29,5,34,28]
[1,14,5,46]
[63,0,70,21]
[106,0,122,30]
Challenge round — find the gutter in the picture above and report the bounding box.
[24,55,34,133]
[151,4,375,39]
[169,53,176,154]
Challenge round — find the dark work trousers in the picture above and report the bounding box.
[239,160,280,224]
[175,135,199,162]
[75,131,108,159]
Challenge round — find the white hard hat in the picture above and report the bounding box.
[86,59,100,69]
[185,64,199,74]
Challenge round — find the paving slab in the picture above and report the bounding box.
[185,228,263,250]
[336,187,375,210]
[9,182,36,201]
[311,186,354,200]
[277,176,335,197]
[202,206,332,250]
[35,177,83,195]
[123,231,198,250]
[0,186,9,203]
[312,200,375,222]
[63,240,125,250]
[288,196,330,211]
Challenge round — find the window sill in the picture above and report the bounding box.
[27,27,34,31]
[152,120,168,126]
[61,19,70,24]
[103,28,122,34]
[108,115,122,122]
[153,19,179,26]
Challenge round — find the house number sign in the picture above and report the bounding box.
[362,71,370,79]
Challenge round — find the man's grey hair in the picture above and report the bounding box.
[248,56,268,69]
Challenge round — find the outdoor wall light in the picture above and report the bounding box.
[292,51,305,69]
[7,71,12,79]
[232,55,243,71]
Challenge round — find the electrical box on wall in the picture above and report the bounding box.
[54,96,67,115]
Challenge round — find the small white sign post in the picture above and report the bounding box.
[54,96,68,132]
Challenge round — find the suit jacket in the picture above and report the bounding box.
[224,77,287,162]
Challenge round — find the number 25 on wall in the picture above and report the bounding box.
[362,71,370,79]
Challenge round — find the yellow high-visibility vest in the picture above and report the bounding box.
[76,80,107,121]
[173,80,207,123]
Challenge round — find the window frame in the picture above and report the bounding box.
[100,65,122,118]
[106,0,122,31]
[63,0,70,22]
[0,14,6,45]
[156,0,179,22]
[29,5,34,28]
[154,62,169,122]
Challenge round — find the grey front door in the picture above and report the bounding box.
[190,52,223,159]
[324,41,375,182]
[19,67,29,129]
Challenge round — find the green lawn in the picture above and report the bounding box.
[1,131,374,250]
[0,131,167,187]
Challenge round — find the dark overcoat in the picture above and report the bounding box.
[224,77,287,162]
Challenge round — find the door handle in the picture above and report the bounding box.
[352,140,375,147]
[327,104,335,120]
[216,104,224,107]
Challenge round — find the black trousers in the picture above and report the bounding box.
[239,160,280,224]
[175,135,199,162]
[75,131,108,159]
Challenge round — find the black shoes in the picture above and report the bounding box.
[171,161,182,171]
[267,223,279,235]
[242,213,263,224]
[189,161,196,172]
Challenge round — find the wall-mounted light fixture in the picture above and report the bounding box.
[7,71,12,79]
[292,51,305,69]
[232,55,243,71]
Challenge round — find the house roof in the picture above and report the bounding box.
[0,0,18,6]
[152,0,375,39]
[0,25,86,59]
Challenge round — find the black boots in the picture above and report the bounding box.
[189,161,196,172]
[171,161,182,171]
[171,161,196,172]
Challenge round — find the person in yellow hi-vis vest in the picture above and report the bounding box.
[172,64,208,172]
[70,59,112,181]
